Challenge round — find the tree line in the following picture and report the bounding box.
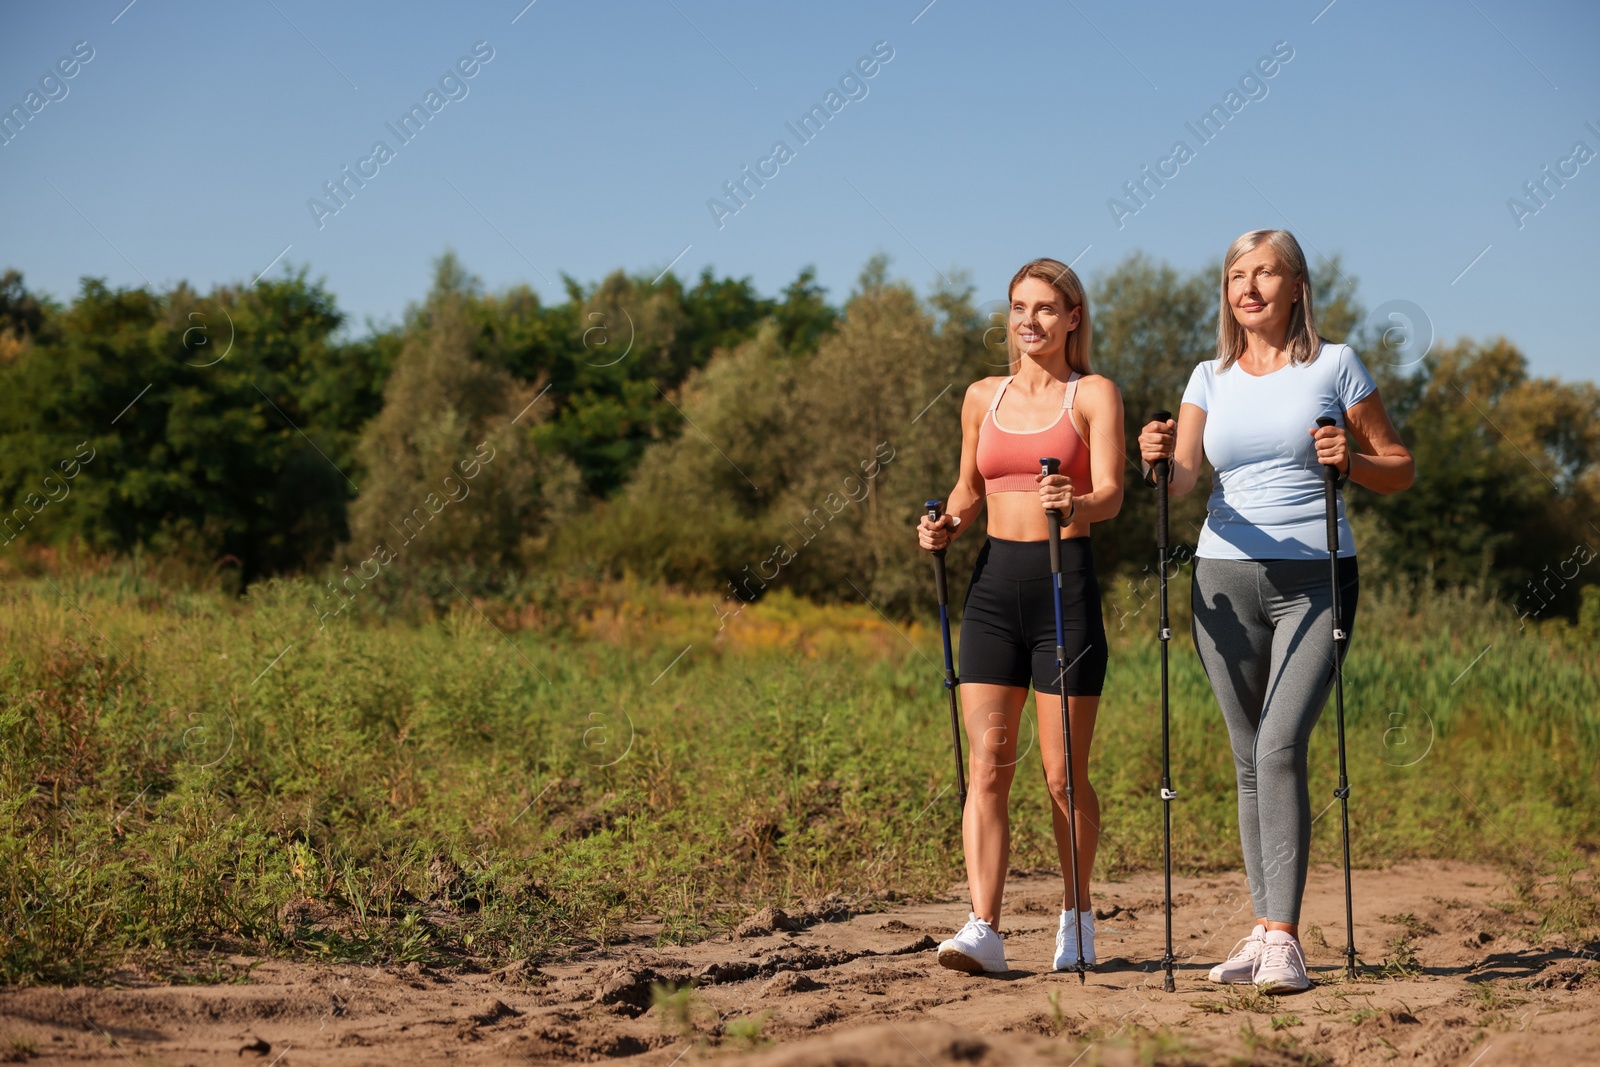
[1,251,1595,624]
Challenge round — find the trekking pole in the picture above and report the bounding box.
[925,499,967,813]
[1041,457,1087,983]
[1152,410,1177,994]
[1315,416,1358,981]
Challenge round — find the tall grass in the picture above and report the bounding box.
[1,566,1596,983]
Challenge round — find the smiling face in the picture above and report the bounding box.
[1226,244,1301,337]
[1009,275,1080,360]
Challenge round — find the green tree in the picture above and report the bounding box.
[0,269,377,583]
[343,252,579,598]
[771,265,838,356]
[558,256,985,620]
[1088,253,1216,577]
[519,264,837,498]
[1352,338,1600,612]
[773,261,987,618]
[557,318,800,588]
[528,268,691,497]
[1311,254,1363,345]
[0,269,50,363]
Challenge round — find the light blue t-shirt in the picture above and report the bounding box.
[1180,341,1377,560]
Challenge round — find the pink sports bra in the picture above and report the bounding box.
[975,373,1092,495]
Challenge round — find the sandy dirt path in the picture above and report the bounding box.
[3,860,1595,1066]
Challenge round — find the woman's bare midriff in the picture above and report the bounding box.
[984,490,1090,541]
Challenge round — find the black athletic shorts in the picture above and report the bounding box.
[957,535,1108,696]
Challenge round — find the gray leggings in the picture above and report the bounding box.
[1191,556,1359,923]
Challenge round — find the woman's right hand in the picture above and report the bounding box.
[1138,417,1176,466]
[918,513,956,552]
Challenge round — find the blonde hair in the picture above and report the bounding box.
[1217,229,1321,371]
[1006,258,1092,377]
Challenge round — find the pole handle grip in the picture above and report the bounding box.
[1315,417,1339,554]
[925,499,949,604]
[1040,458,1062,572]
[1151,410,1171,551]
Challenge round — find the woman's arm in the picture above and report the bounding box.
[1055,374,1125,524]
[1309,390,1415,495]
[917,379,991,550]
[1137,402,1208,497]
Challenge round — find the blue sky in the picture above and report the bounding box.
[2,0,1596,382]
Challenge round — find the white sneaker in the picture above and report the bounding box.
[1252,930,1311,993]
[1208,924,1268,984]
[937,913,1008,974]
[1053,908,1097,970]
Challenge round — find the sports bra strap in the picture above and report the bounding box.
[986,375,1013,413]
[987,372,1080,415]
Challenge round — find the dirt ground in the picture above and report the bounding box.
[3,860,1596,1066]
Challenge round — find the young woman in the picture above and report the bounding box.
[918,258,1125,974]
[1138,230,1414,992]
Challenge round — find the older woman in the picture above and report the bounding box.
[1138,229,1413,992]
[919,257,1125,974]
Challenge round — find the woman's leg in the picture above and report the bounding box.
[959,682,1030,928]
[1191,557,1278,922]
[1036,692,1100,909]
[1027,537,1108,913]
[1252,558,1360,927]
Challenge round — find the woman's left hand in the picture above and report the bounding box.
[1309,422,1350,476]
[1036,472,1074,516]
